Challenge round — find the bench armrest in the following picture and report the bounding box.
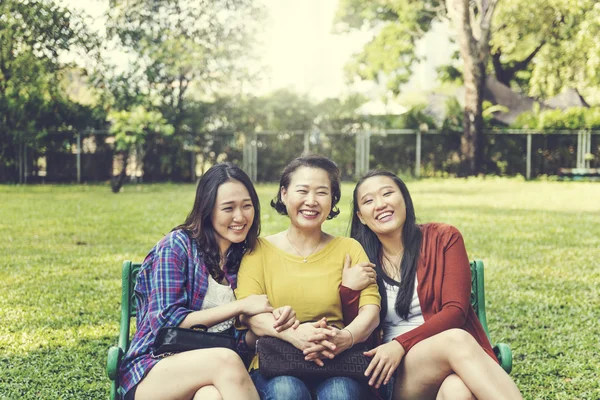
[494,342,513,374]
[107,346,124,380]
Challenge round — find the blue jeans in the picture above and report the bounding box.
[250,370,367,400]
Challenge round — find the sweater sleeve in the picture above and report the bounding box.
[340,285,361,325]
[394,226,472,353]
[340,238,380,324]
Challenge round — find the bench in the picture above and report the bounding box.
[106,260,513,399]
[558,168,600,180]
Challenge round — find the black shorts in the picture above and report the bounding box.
[124,384,137,400]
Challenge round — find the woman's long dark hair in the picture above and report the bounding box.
[350,170,422,320]
[173,163,260,281]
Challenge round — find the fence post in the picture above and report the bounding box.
[243,132,257,181]
[77,132,81,184]
[243,133,250,178]
[585,131,591,168]
[577,131,582,169]
[355,132,363,179]
[304,131,310,155]
[415,131,422,178]
[526,133,532,180]
[252,133,257,181]
[365,131,370,173]
[190,150,196,182]
[24,143,28,184]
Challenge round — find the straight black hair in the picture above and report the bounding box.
[173,163,260,281]
[350,170,422,320]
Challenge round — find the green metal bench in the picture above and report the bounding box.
[106,259,512,399]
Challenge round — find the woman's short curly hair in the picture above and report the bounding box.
[270,155,341,220]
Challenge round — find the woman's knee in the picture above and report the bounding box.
[193,385,223,400]
[261,376,311,400]
[208,347,243,366]
[436,374,474,400]
[316,377,366,400]
[441,329,479,359]
[201,348,249,384]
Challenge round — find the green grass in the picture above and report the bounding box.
[1,179,599,399]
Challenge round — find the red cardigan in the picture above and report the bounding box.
[341,223,498,363]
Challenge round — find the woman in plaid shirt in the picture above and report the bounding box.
[118,163,297,400]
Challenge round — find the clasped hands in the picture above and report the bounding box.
[288,317,353,367]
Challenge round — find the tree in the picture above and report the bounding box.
[446,0,499,175]
[0,0,98,182]
[108,106,174,192]
[336,0,500,175]
[104,0,262,181]
[491,0,600,100]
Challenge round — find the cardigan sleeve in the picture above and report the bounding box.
[340,285,361,325]
[339,238,381,324]
[394,226,472,353]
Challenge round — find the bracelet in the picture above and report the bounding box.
[342,328,355,348]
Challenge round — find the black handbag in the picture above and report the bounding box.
[257,336,371,382]
[152,324,236,357]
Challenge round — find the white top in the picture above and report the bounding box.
[381,279,425,343]
[201,275,236,333]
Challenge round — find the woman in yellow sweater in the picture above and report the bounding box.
[235,155,380,400]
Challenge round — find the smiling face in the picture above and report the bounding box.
[211,179,255,255]
[356,175,407,237]
[281,166,332,231]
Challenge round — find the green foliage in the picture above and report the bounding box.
[513,107,600,130]
[493,0,600,98]
[108,107,174,152]
[1,181,599,398]
[105,0,262,115]
[336,0,444,92]
[100,0,263,182]
[0,0,100,182]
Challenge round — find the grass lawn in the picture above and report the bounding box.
[1,178,599,399]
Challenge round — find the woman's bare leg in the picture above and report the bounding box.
[436,374,475,400]
[393,329,522,400]
[135,348,258,400]
[193,385,222,400]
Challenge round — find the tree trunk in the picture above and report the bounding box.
[447,0,498,176]
[111,151,129,193]
[461,61,486,175]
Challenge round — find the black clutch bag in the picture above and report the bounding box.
[152,324,236,357]
[257,336,370,382]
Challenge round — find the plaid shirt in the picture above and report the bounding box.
[118,230,249,398]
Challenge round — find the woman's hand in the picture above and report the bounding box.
[272,305,300,332]
[363,340,405,389]
[303,326,353,361]
[341,254,377,291]
[287,318,337,366]
[241,294,274,316]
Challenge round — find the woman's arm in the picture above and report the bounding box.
[179,294,272,329]
[393,227,472,352]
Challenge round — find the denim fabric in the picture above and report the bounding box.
[379,374,395,400]
[250,370,367,400]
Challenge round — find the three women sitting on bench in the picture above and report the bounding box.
[119,158,522,400]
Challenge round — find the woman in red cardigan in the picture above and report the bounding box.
[343,170,522,400]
